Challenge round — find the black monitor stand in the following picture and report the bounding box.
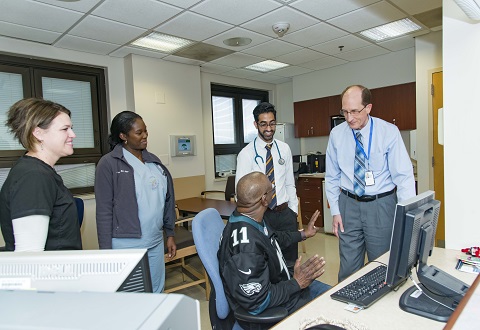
[400,285,457,322]
[399,265,470,322]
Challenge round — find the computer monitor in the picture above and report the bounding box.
[385,190,470,322]
[0,249,152,293]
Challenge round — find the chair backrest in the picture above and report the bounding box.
[225,175,236,201]
[74,197,84,228]
[192,208,230,319]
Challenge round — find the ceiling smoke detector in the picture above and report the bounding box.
[272,23,290,37]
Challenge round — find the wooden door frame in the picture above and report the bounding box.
[426,67,443,189]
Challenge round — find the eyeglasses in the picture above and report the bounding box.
[340,104,368,116]
[257,184,275,203]
[257,121,276,128]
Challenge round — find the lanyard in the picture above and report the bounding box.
[352,117,373,161]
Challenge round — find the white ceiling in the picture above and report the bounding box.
[0,0,442,84]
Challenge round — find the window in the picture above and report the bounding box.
[0,55,108,193]
[211,84,268,177]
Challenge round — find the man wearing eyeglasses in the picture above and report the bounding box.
[236,102,299,274]
[219,172,330,327]
[325,85,415,282]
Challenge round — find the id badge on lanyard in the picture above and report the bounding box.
[353,118,375,186]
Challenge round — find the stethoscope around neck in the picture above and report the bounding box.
[253,138,285,166]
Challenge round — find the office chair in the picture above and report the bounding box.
[192,208,288,330]
[201,175,236,201]
[74,197,84,228]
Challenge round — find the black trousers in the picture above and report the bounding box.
[264,206,298,272]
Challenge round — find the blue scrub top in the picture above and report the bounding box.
[112,148,167,249]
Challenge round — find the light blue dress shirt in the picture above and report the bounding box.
[325,116,415,215]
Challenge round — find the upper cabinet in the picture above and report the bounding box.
[293,98,329,137]
[370,82,416,130]
[294,82,416,137]
[293,97,330,137]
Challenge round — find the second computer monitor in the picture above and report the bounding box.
[0,249,152,293]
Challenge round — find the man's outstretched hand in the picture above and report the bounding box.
[293,254,326,289]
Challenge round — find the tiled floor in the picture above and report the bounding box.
[165,232,340,330]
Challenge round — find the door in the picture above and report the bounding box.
[432,71,444,247]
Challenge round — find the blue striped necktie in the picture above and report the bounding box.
[265,144,277,209]
[353,132,366,196]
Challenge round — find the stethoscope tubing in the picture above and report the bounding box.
[253,138,285,166]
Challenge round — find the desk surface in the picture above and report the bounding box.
[176,197,236,219]
[271,248,476,330]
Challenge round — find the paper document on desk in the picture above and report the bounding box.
[455,254,480,274]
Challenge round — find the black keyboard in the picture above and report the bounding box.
[330,265,391,308]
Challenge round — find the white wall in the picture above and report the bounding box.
[200,73,275,191]
[126,54,205,178]
[414,31,443,193]
[443,0,480,249]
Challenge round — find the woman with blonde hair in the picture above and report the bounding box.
[0,98,82,251]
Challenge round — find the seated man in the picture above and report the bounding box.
[218,172,330,328]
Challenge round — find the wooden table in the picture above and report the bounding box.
[176,197,236,219]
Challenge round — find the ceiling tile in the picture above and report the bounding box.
[241,39,302,58]
[155,11,233,41]
[290,0,379,20]
[282,22,348,47]
[162,54,205,66]
[273,48,328,65]
[334,44,390,61]
[55,35,120,55]
[388,0,442,15]
[174,42,233,62]
[241,6,319,38]
[156,0,202,8]
[310,35,371,55]
[328,1,406,33]
[0,0,83,33]
[3,0,442,80]
[377,34,416,51]
[299,56,348,70]
[108,46,168,59]
[249,73,291,84]
[200,63,235,74]
[203,27,271,51]
[92,0,182,29]
[221,68,260,79]
[68,15,146,45]
[0,21,61,44]
[191,0,281,25]
[271,65,313,77]
[210,52,264,68]
[32,0,102,12]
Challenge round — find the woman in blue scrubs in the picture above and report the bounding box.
[95,111,176,293]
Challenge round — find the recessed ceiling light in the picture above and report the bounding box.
[223,37,252,47]
[245,60,289,72]
[131,32,195,53]
[359,18,422,42]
